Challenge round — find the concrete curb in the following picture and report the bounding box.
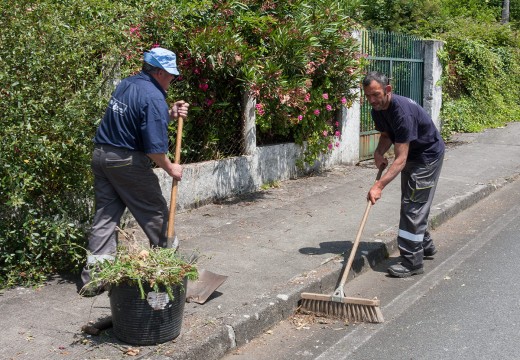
[177,173,520,360]
[429,174,520,230]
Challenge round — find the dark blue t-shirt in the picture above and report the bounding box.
[371,94,445,163]
[94,72,170,153]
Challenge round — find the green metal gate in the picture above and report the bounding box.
[360,30,425,160]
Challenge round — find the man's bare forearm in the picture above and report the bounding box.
[147,153,182,180]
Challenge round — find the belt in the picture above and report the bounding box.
[94,144,132,151]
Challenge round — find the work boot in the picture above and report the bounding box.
[79,282,106,297]
[388,263,424,278]
[423,245,437,257]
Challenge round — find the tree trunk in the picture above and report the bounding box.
[501,0,510,24]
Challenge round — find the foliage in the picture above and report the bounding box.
[359,0,443,34]
[359,0,502,35]
[0,0,142,287]
[260,180,281,190]
[243,1,366,166]
[166,0,367,166]
[104,0,366,165]
[85,246,198,300]
[436,20,520,137]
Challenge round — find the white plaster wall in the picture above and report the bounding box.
[423,39,445,130]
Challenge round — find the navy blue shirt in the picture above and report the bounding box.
[94,72,170,153]
[371,94,445,163]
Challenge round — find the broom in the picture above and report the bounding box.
[300,166,385,323]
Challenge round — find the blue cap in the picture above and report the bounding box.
[143,47,179,75]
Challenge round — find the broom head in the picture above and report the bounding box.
[300,292,384,323]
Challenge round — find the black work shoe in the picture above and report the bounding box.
[424,247,438,257]
[388,263,424,278]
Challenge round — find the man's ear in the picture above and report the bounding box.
[385,84,392,94]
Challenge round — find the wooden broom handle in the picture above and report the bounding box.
[167,117,184,240]
[338,165,385,287]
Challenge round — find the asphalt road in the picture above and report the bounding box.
[222,178,520,360]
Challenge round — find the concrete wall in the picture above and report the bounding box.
[156,40,443,212]
[422,39,445,130]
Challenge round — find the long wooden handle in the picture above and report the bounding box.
[167,117,184,244]
[338,165,385,288]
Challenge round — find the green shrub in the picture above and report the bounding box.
[242,1,366,166]
[0,0,141,287]
[438,20,520,137]
[163,0,366,166]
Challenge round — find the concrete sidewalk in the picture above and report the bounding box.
[1,123,519,360]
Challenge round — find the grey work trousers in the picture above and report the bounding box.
[397,153,444,268]
[81,144,169,285]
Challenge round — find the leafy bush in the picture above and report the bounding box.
[163,0,366,166]
[437,20,520,137]
[0,1,142,287]
[242,1,366,166]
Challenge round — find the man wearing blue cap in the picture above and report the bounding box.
[80,47,189,296]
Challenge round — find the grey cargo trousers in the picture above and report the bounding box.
[81,144,169,285]
[398,153,444,268]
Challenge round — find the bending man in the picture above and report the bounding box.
[363,71,445,278]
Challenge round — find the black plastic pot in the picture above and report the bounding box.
[109,278,187,345]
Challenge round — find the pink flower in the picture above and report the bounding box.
[328,143,333,150]
[199,83,209,91]
[298,115,303,122]
[335,131,341,137]
[335,141,340,147]
[152,43,160,48]
[326,104,332,111]
[341,97,347,104]
[205,98,215,107]
[335,121,339,127]
[256,103,265,116]
[322,93,329,100]
[304,93,311,102]
[129,25,141,38]
[323,130,328,136]
[314,109,320,116]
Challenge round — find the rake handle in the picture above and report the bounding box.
[337,165,385,288]
[167,117,183,247]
